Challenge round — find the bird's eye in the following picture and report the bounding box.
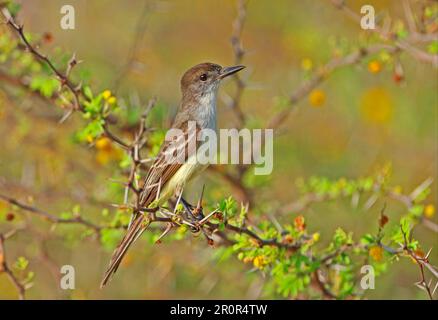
[200,73,208,81]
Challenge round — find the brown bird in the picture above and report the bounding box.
[101,62,245,287]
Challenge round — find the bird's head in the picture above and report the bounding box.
[180,62,245,99]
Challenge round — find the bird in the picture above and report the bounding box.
[100,62,245,287]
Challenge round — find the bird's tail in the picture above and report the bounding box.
[100,213,151,288]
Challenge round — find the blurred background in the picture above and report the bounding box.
[0,0,436,299]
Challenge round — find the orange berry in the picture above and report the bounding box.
[368,60,382,74]
[369,246,383,262]
[309,89,326,107]
[95,137,112,151]
[294,215,305,231]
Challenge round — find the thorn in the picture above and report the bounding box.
[197,184,205,210]
[198,209,219,225]
[58,109,73,124]
[69,52,77,66]
[181,220,196,228]
[433,281,438,295]
[410,177,433,200]
[415,281,426,290]
[75,81,83,92]
[180,197,194,212]
[155,223,172,244]
[267,213,283,233]
[425,248,432,260]
[173,190,183,214]
[140,158,154,164]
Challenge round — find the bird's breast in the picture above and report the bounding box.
[196,90,217,131]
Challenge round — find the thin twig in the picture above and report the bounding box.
[0,193,102,233]
[0,233,26,300]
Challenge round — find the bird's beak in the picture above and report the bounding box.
[218,65,245,79]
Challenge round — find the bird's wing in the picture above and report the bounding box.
[101,120,200,287]
[138,120,200,206]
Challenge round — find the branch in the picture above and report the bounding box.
[329,0,438,67]
[0,193,103,233]
[281,177,438,233]
[0,232,26,300]
[400,227,438,300]
[1,8,83,111]
[227,0,249,127]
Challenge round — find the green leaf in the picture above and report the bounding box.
[83,86,93,100]
[14,256,29,271]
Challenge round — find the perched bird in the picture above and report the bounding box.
[101,62,245,287]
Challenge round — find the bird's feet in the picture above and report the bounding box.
[180,197,204,222]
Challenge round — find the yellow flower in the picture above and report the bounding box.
[301,58,313,71]
[309,89,326,107]
[312,232,320,242]
[253,256,266,269]
[107,96,117,105]
[95,137,111,151]
[369,246,383,262]
[102,90,112,100]
[368,60,382,74]
[424,204,435,218]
